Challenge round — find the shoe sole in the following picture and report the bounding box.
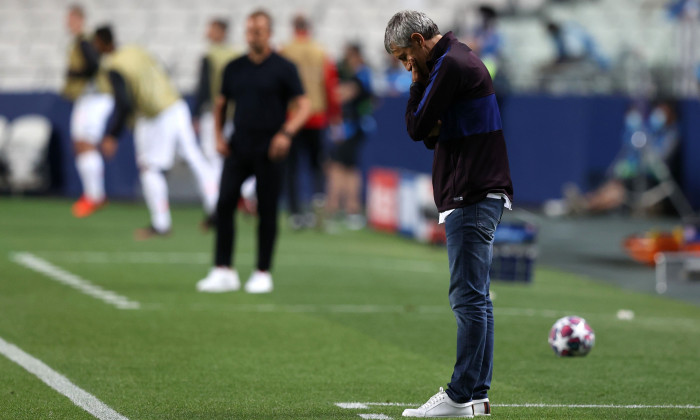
[244,288,273,294]
[472,400,490,416]
[197,288,240,293]
[402,410,473,418]
[197,285,240,293]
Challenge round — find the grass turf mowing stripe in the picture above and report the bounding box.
[9,252,139,310]
[0,336,128,420]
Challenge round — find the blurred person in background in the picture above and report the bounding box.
[63,5,114,218]
[281,14,342,230]
[464,6,503,80]
[93,26,219,239]
[325,43,374,231]
[667,0,700,96]
[192,19,257,224]
[196,10,311,294]
[560,102,681,214]
[543,19,609,70]
[192,18,238,178]
[464,5,510,112]
[385,10,512,417]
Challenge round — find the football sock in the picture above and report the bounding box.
[76,150,105,202]
[177,117,219,215]
[140,168,171,232]
[183,148,218,215]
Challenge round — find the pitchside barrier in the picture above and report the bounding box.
[655,252,700,294]
[2,93,700,209]
[366,166,537,282]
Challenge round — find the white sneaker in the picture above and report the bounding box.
[402,387,474,418]
[244,270,273,294]
[196,267,240,293]
[471,398,490,416]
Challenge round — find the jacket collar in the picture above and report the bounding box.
[427,31,460,70]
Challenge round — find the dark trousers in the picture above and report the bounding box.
[214,146,283,271]
[285,128,325,215]
[444,198,503,403]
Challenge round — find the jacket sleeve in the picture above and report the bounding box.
[104,70,132,138]
[67,40,99,78]
[405,55,459,141]
[192,57,211,118]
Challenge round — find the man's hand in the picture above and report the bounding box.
[100,135,118,159]
[216,134,230,157]
[268,132,292,161]
[410,58,428,84]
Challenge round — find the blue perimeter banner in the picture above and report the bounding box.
[0,93,698,209]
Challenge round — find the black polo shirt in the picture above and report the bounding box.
[221,52,304,150]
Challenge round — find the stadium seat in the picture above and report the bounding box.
[0,116,7,153]
[0,0,679,93]
[5,115,52,193]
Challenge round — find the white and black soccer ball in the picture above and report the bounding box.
[548,316,595,357]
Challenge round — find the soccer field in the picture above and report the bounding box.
[1,198,699,419]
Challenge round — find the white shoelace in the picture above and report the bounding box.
[420,387,447,410]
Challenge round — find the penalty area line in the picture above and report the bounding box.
[0,335,129,420]
[10,252,139,310]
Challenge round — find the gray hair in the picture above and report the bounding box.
[384,10,440,54]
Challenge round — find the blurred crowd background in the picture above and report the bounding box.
[1,0,698,97]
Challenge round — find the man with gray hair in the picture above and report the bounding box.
[385,10,513,418]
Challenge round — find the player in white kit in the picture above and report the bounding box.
[63,5,114,218]
[93,26,219,239]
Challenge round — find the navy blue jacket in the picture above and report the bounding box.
[406,32,513,212]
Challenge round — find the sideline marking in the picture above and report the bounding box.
[26,251,441,273]
[337,403,370,409]
[337,401,700,409]
[10,252,140,310]
[359,415,392,419]
[0,335,129,420]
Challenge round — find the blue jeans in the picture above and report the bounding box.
[444,198,503,404]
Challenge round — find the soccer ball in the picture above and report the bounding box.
[548,316,595,357]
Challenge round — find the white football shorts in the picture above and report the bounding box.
[70,93,114,144]
[134,99,206,171]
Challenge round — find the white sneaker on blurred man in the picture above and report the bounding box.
[244,270,273,294]
[471,398,490,416]
[402,387,473,418]
[196,267,240,293]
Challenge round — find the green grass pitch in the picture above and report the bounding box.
[1,198,699,419]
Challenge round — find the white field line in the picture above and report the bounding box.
[26,251,442,273]
[10,252,140,310]
[336,402,700,409]
[358,414,392,419]
[185,303,700,327]
[0,335,129,420]
[188,303,570,318]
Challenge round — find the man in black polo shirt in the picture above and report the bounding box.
[385,10,513,418]
[197,9,311,294]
